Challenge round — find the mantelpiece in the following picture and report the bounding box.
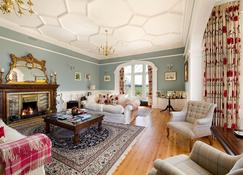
[0,84,59,124]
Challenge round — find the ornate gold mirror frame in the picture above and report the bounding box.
[6,54,49,84]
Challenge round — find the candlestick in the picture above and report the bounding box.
[54,72,57,84]
[50,73,53,84]
[0,72,3,83]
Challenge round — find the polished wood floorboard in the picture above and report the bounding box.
[9,109,224,175]
[113,109,224,175]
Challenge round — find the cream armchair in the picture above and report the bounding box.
[167,101,216,149]
[149,141,243,175]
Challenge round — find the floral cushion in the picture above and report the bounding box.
[109,95,119,105]
[97,94,109,104]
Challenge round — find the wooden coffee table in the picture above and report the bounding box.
[43,113,104,145]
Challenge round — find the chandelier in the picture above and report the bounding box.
[99,30,115,57]
[0,0,34,15]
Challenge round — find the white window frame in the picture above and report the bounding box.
[114,60,158,108]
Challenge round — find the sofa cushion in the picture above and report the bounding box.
[161,155,212,175]
[0,126,4,138]
[103,104,124,114]
[186,101,212,124]
[167,121,195,138]
[85,103,101,112]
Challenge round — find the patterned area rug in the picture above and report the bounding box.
[15,122,144,175]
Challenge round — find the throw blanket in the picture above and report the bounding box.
[0,133,52,175]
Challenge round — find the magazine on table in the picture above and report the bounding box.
[67,114,92,123]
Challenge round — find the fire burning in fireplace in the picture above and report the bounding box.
[21,95,38,117]
[21,107,34,116]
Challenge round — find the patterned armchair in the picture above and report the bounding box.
[167,100,216,150]
[148,141,243,175]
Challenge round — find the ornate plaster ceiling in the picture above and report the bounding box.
[0,0,193,59]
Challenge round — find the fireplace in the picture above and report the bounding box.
[0,84,59,124]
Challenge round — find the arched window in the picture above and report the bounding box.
[114,60,157,107]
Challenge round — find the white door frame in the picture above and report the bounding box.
[114,60,158,108]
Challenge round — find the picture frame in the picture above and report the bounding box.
[104,75,111,82]
[164,71,176,81]
[184,61,188,81]
[85,73,91,81]
[74,72,81,81]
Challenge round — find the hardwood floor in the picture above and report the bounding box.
[9,109,224,175]
[114,108,224,175]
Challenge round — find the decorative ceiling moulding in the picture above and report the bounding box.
[0,0,193,58]
[0,19,100,59]
[0,34,184,66]
[0,36,99,65]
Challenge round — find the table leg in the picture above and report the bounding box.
[98,121,102,131]
[73,130,80,145]
[45,122,50,133]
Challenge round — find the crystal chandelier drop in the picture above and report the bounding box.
[0,0,34,15]
[99,30,115,57]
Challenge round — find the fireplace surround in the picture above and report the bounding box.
[0,84,58,124]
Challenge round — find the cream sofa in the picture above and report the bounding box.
[149,141,243,175]
[85,94,140,124]
[0,119,45,175]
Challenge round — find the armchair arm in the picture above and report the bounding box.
[170,111,187,122]
[195,118,212,125]
[190,141,242,175]
[153,159,186,175]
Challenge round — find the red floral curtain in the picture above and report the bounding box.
[148,65,153,106]
[203,1,241,128]
[119,68,125,94]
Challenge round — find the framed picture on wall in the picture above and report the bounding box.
[165,71,176,81]
[74,72,81,81]
[85,73,91,80]
[104,75,111,82]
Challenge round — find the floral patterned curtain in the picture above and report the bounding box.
[203,1,241,128]
[119,67,125,94]
[148,65,153,107]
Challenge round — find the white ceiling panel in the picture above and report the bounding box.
[0,0,192,59]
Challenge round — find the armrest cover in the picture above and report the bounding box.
[153,160,186,175]
[190,141,241,175]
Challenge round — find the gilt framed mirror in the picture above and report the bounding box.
[6,54,48,84]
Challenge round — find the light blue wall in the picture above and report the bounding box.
[99,48,185,91]
[0,27,99,91]
[0,27,185,92]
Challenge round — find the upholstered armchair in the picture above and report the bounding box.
[167,100,216,150]
[148,141,243,175]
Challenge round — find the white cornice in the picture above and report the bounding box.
[0,18,101,59]
[0,36,100,65]
[0,29,184,66]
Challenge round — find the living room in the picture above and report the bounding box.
[0,0,243,175]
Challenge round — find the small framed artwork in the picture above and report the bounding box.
[165,71,176,81]
[74,72,81,81]
[104,75,111,82]
[184,61,188,81]
[85,73,91,80]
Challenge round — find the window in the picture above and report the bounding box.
[124,64,149,100]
